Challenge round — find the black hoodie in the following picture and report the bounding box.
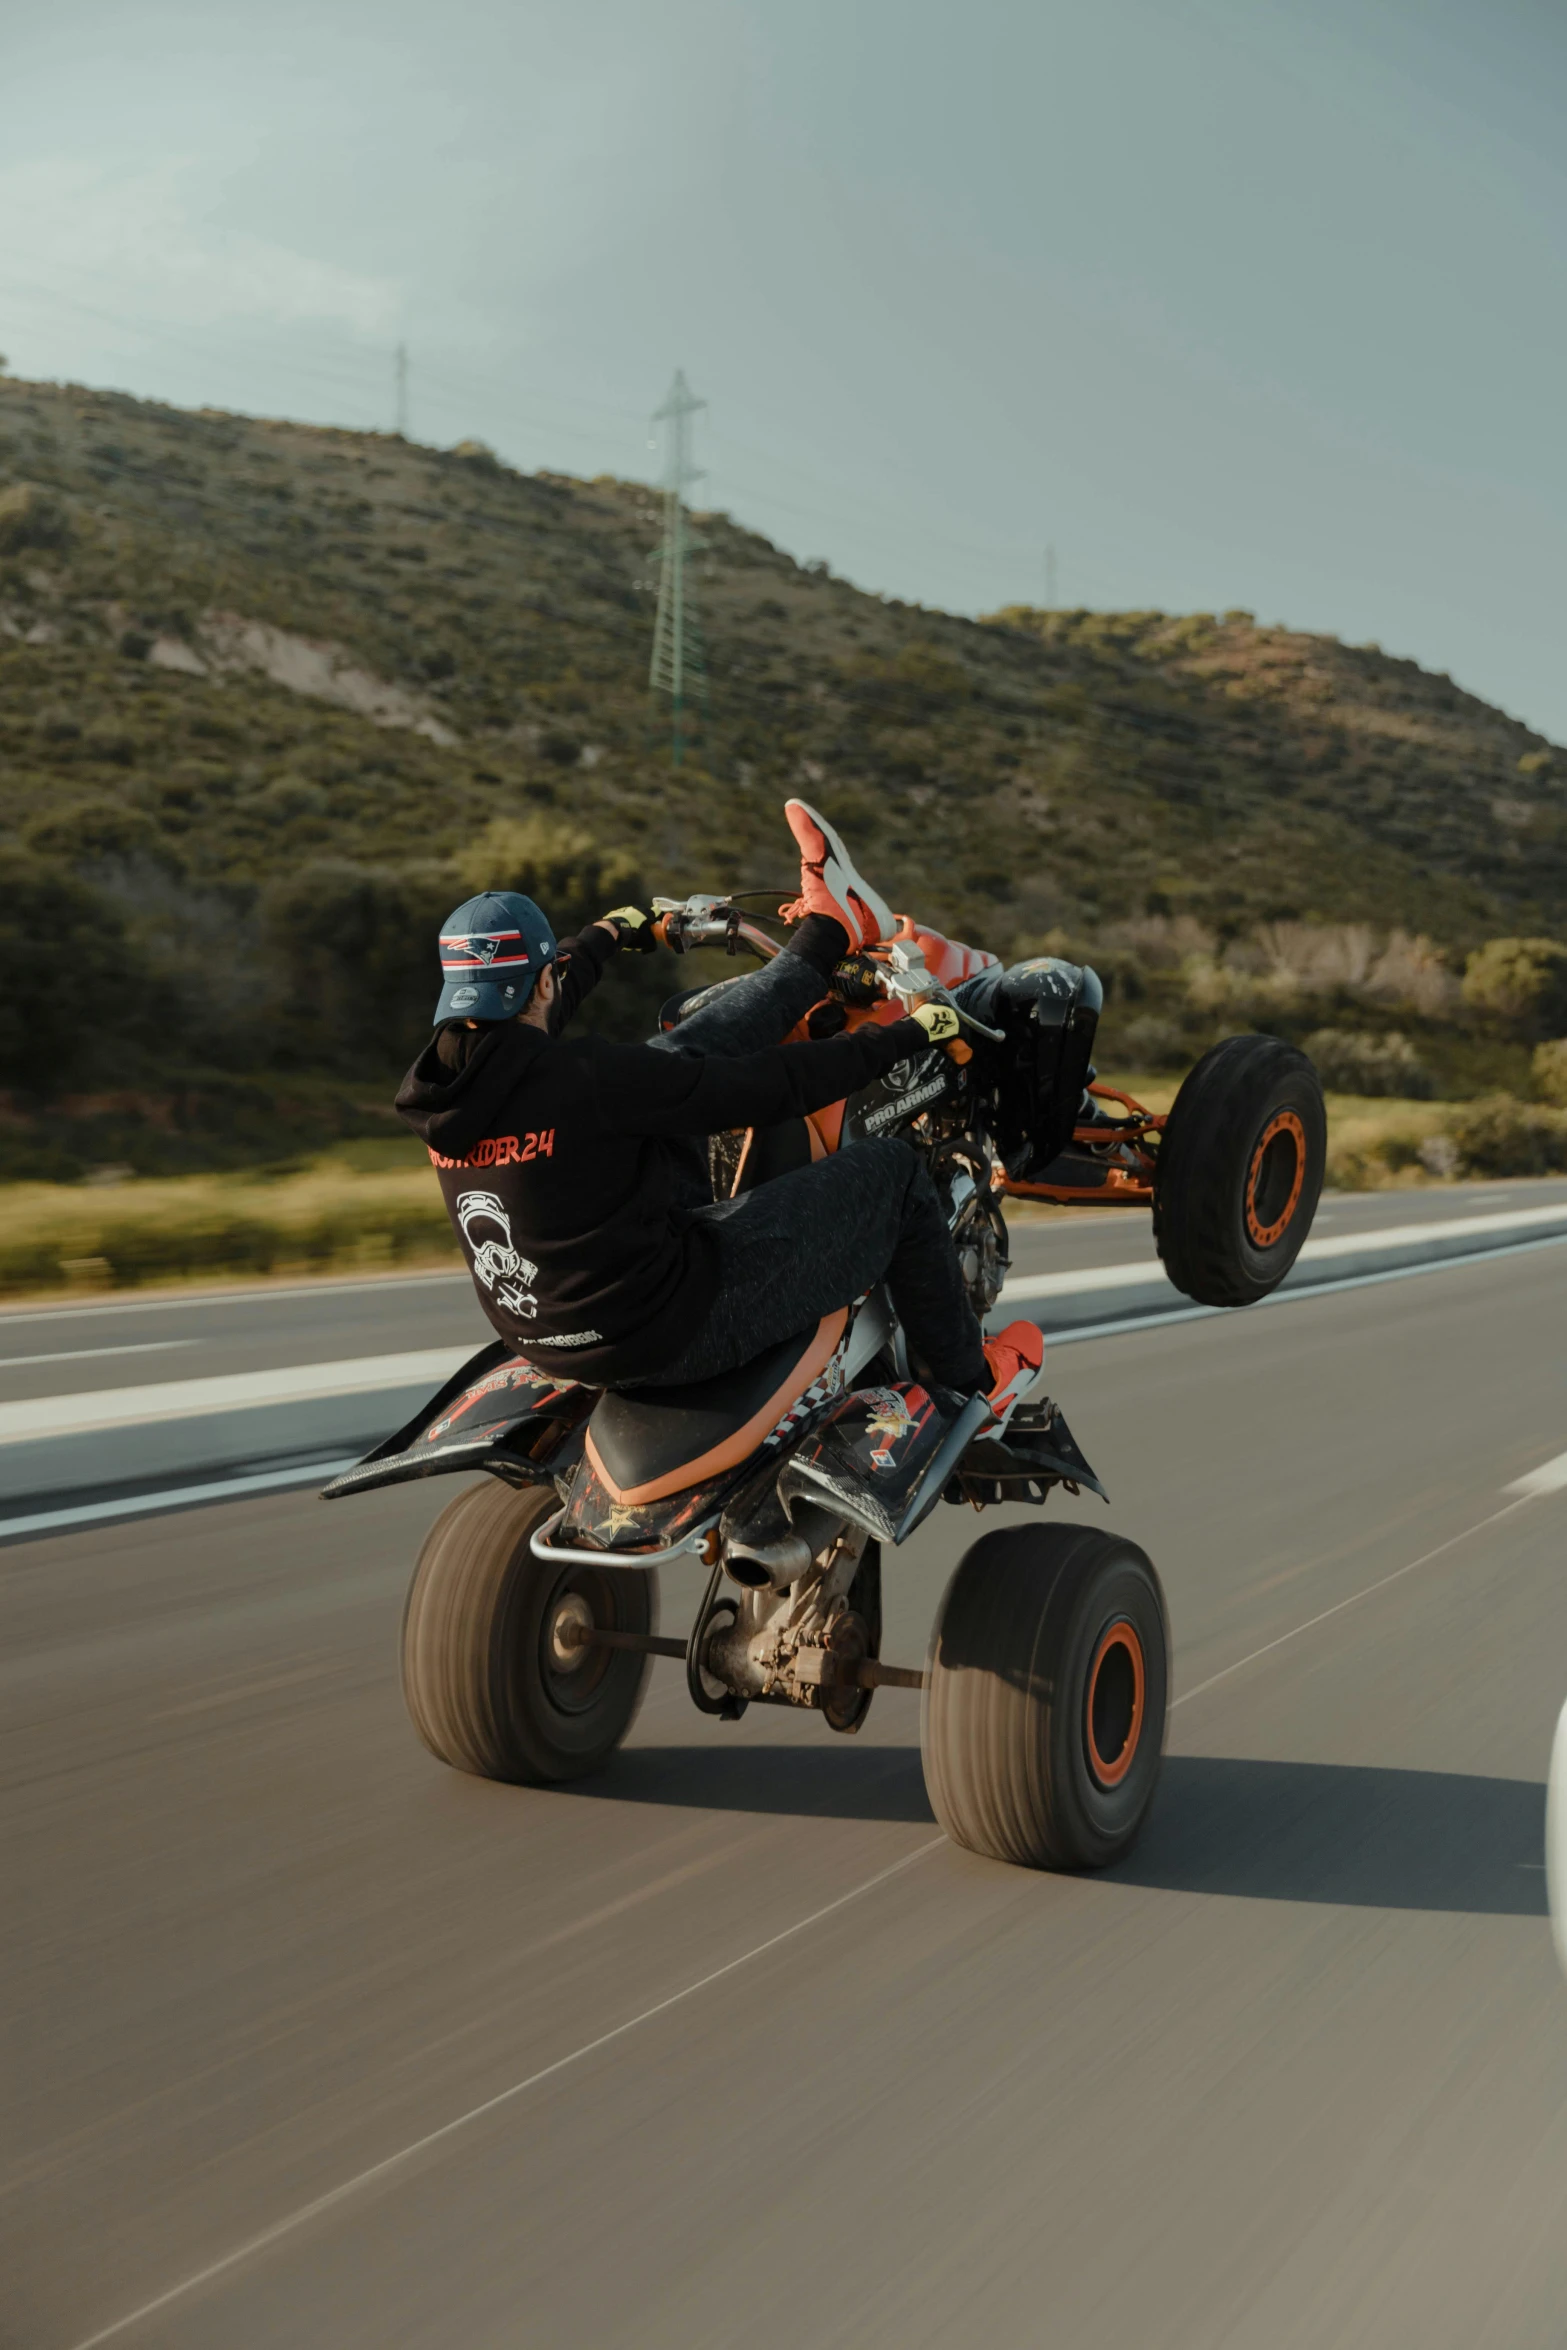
[395,926,932,1385]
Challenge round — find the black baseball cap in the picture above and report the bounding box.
[434,891,558,1024]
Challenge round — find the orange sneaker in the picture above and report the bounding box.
[982,1319,1045,1416]
[779,800,894,951]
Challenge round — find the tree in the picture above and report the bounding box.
[0,851,148,1091]
[1460,937,1567,1037]
[261,860,454,1071]
[454,816,639,929]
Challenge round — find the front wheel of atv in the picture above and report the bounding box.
[921,1523,1167,1870]
[1153,1034,1325,1307]
[402,1479,654,1784]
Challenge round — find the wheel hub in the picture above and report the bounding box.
[547,1591,595,1674]
[1085,1619,1146,1789]
[1245,1110,1307,1248]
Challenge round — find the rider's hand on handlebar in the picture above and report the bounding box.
[598,905,657,952]
[909,1001,961,1045]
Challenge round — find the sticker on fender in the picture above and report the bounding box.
[861,1075,949,1134]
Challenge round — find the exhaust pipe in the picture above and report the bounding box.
[722,1530,813,1590]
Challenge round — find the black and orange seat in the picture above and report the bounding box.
[585,1310,847,1505]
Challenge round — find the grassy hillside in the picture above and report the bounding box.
[1,371,1563,1174]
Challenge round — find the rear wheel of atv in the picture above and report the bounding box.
[1153,1034,1325,1307]
[921,1523,1167,1870]
[402,1480,654,1785]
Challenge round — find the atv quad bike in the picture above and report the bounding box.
[325,896,1324,1872]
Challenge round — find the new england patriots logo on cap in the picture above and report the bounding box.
[433,891,558,1027]
[440,929,531,973]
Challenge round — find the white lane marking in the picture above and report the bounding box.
[61,1837,944,2350]
[1038,1227,1567,1346]
[1298,1201,1567,1258]
[0,1461,361,1543]
[1505,1450,1567,1500]
[1171,1497,1529,1711]
[0,1341,196,1370]
[0,1349,472,1446]
[1006,1261,1162,1301]
[0,1268,470,1331]
[1004,1199,1567,1305]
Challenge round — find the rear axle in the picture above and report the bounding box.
[560,1619,926,1692]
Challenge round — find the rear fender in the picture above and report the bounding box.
[552,1290,895,1553]
[555,1455,732,1555]
[320,1341,591,1499]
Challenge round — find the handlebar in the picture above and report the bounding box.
[648,896,1006,1047]
[652,897,781,961]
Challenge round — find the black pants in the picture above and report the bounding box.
[639,921,988,1392]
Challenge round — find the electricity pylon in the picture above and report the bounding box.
[648,369,707,768]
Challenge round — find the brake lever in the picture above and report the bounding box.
[881,942,1006,1044]
[949,997,1006,1044]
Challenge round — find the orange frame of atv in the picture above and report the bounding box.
[653,906,1167,1210]
[869,920,1170,1208]
[996,1081,1167,1209]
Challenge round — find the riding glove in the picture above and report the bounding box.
[600,905,657,951]
[909,1002,961,1045]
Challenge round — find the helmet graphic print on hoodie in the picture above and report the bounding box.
[455,1190,539,1319]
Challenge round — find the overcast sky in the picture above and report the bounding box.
[3,0,1563,741]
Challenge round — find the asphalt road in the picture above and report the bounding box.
[6,1230,1567,2347]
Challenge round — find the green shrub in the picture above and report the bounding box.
[0,1191,457,1297]
[1532,1038,1567,1107]
[0,482,70,552]
[1303,1027,1433,1097]
[1461,938,1567,1036]
[255,773,329,823]
[1117,1014,1190,1070]
[0,850,154,1091]
[455,814,639,923]
[261,859,455,1072]
[22,796,170,870]
[1443,1094,1567,1178]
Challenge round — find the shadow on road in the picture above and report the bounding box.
[575,1741,935,1825]
[581,1747,1547,1914]
[1117,1755,1547,1916]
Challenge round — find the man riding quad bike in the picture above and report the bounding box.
[325,803,1327,1872]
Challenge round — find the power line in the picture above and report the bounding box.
[0,272,651,448]
[647,369,707,770]
[0,272,1129,608]
[394,341,408,438]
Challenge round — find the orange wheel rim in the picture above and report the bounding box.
[1245,1109,1306,1248]
[1086,1620,1145,1789]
